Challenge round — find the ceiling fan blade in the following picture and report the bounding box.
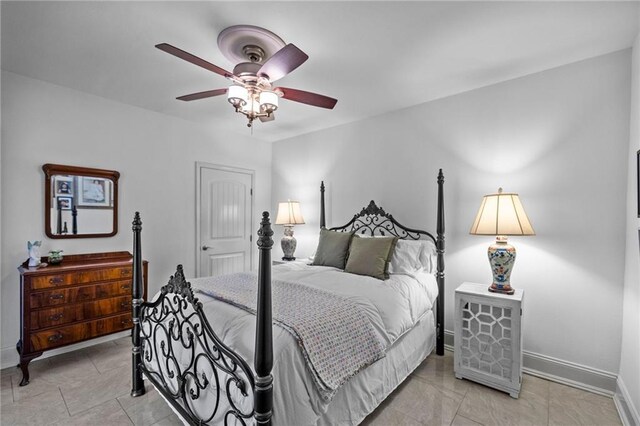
[156,43,234,79]
[259,113,275,123]
[275,87,337,109]
[258,44,309,82]
[176,88,228,101]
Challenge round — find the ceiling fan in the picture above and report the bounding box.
[156,25,338,127]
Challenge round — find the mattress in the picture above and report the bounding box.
[143,262,439,425]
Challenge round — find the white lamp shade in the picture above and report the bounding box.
[227,85,248,105]
[275,201,305,225]
[469,189,535,236]
[259,91,278,111]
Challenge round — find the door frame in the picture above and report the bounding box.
[195,162,255,278]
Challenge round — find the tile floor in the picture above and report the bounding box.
[0,339,622,426]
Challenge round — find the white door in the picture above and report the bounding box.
[197,164,253,277]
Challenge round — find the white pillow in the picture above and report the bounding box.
[389,239,437,275]
[419,240,437,274]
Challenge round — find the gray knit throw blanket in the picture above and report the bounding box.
[194,272,385,400]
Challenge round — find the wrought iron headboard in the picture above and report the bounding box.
[327,199,436,244]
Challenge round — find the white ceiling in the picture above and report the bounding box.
[2,1,638,142]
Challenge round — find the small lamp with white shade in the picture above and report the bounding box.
[469,188,535,295]
[275,200,305,261]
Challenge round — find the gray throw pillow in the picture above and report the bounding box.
[345,236,398,280]
[312,229,355,269]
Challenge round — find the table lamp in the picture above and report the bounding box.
[469,188,535,294]
[275,200,305,261]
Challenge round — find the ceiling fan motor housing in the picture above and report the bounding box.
[233,62,261,79]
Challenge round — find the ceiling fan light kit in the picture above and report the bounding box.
[157,25,337,128]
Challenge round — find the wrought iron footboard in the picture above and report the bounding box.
[130,212,274,426]
[139,265,255,423]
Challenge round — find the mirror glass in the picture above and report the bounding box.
[43,164,119,238]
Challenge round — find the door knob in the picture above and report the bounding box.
[202,245,213,251]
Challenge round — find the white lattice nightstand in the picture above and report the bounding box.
[454,282,524,398]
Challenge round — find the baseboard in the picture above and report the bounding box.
[0,330,130,370]
[615,376,640,426]
[444,330,455,351]
[444,330,617,396]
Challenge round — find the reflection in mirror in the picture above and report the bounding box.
[43,164,119,239]
[50,175,114,235]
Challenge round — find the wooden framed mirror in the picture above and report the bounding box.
[43,164,120,239]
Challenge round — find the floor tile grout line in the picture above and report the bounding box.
[395,402,423,423]
[58,386,72,418]
[116,394,137,425]
[86,350,103,376]
[449,388,466,426]
[456,378,485,425]
[458,413,484,425]
[409,372,470,399]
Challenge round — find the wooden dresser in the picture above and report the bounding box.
[17,251,147,386]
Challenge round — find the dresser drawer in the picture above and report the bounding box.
[30,313,133,351]
[30,280,133,308]
[30,267,132,290]
[30,296,132,330]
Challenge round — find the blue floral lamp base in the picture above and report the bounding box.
[488,236,516,295]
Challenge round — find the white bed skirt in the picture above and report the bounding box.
[318,310,435,425]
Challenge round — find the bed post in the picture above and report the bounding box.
[131,212,146,396]
[255,212,274,425]
[436,170,445,356]
[320,181,326,229]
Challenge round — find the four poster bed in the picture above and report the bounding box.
[130,170,445,425]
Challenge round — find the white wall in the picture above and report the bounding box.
[617,13,640,423]
[272,50,630,375]
[0,71,272,366]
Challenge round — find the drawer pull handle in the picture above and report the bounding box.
[121,285,131,290]
[120,302,130,309]
[121,318,132,326]
[48,313,64,321]
[49,277,63,284]
[120,269,130,276]
[48,332,63,343]
[49,294,64,300]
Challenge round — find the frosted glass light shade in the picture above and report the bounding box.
[242,96,261,114]
[227,85,248,106]
[469,189,535,236]
[259,91,278,113]
[275,201,305,225]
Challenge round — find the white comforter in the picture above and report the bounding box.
[154,262,438,425]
